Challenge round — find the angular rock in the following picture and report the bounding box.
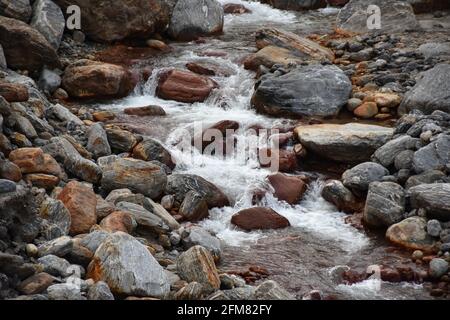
[101,158,167,200]
[231,207,290,231]
[364,182,405,228]
[0,16,60,72]
[87,281,114,300]
[40,197,71,237]
[342,162,389,192]
[38,236,73,257]
[132,138,175,169]
[105,127,138,154]
[165,174,229,209]
[47,283,84,300]
[58,181,97,235]
[181,226,223,260]
[116,201,169,235]
[168,0,224,41]
[321,180,358,213]
[179,190,209,222]
[295,123,393,163]
[409,184,450,221]
[0,82,29,102]
[25,173,59,190]
[252,64,352,118]
[373,135,418,167]
[254,280,295,300]
[86,123,111,159]
[37,254,71,277]
[87,232,170,298]
[18,272,54,295]
[46,104,84,126]
[405,170,447,189]
[156,69,218,103]
[267,173,307,205]
[386,217,436,253]
[99,211,135,234]
[79,230,109,253]
[144,197,180,230]
[0,0,32,22]
[413,135,450,174]
[177,245,220,293]
[244,45,303,71]
[30,0,65,50]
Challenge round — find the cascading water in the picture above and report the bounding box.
[98,0,431,300]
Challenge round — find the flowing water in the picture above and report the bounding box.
[96,0,433,299]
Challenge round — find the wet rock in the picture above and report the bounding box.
[38,236,73,257]
[191,119,239,153]
[53,0,171,43]
[0,179,16,194]
[429,258,448,279]
[259,148,297,173]
[18,272,54,295]
[87,232,170,298]
[132,138,175,169]
[427,220,442,238]
[99,211,135,234]
[47,283,85,300]
[116,202,169,235]
[252,64,351,118]
[337,0,419,33]
[179,190,209,222]
[87,281,114,300]
[0,16,60,72]
[342,162,389,192]
[0,0,32,22]
[231,207,290,231]
[254,280,294,300]
[413,135,450,174]
[177,245,220,293]
[321,180,358,213]
[364,182,405,228]
[223,3,251,14]
[295,123,393,163]
[267,173,307,205]
[244,46,303,71]
[30,0,65,50]
[93,111,115,122]
[86,123,111,159]
[399,64,450,115]
[104,127,137,154]
[62,60,136,99]
[259,0,326,10]
[37,254,71,277]
[165,174,229,209]
[39,197,71,237]
[409,184,450,221]
[0,82,29,102]
[156,69,218,103]
[124,105,166,117]
[181,226,222,260]
[58,181,97,236]
[42,137,102,184]
[386,217,436,253]
[101,158,167,199]
[168,0,224,41]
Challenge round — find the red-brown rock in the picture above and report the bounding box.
[9,148,63,177]
[25,174,60,190]
[258,148,297,172]
[156,69,218,103]
[18,272,54,295]
[100,211,134,234]
[231,207,290,231]
[124,105,166,116]
[192,120,239,153]
[186,62,216,76]
[58,181,97,236]
[267,173,307,205]
[223,3,252,14]
[0,160,22,182]
[0,82,29,102]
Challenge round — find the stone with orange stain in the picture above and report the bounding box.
[9,148,63,177]
[99,211,135,234]
[386,217,437,253]
[25,174,60,190]
[58,181,97,236]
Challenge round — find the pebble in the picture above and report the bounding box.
[347,98,362,112]
[26,244,38,257]
[412,250,424,261]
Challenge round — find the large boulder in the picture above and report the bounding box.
[295,123,393,163]
[259,0,327,10]
[364,182,405,228]
[413,135,450,174]
[399,64,450,115]
[337,0,419,34]
[101,158,167,200]
[62,60,136,99]
[87,232,170,298]
[386,217,437,253]
[30,0,65,50]
[409,184,450,221]
[0,16,60,72]
[168,0,224,41]
[53,0,172,43]
[156,69,218,103]
[231,207,290,231]
[342,162,389,192]
[252,64,352,118]
[0,0,32,22]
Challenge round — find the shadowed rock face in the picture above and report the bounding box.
[53,0,172,42]
[0,0,32,23]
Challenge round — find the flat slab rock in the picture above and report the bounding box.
[295,123,393,163]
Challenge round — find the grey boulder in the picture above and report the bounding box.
[409,183,450,221]
[342,162,389,192]
[31,0,65,50]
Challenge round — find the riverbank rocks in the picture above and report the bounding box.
[386,217,436,253]
[156,69,218,103]
[40,197,71,238]
[124,105,166,117]
[0,0,32,22]
[101,158,167,200]
[342,162,389,192]
[244,46,303,71]
[321,180,358,213]
[62,60,136,99]
[53,0,172,43]
[413,135,450,173]
[18,272,54,295]
[30,0,65,50]
[364,182,405,228]
[0,82,29,102]
[177,245,220,293]
[252,64,351,118]
[179,191,209,222]
[372,135,418,167]
[337,0,419,34]
[168,0,224,41]
[181,226,222,260]
[409,184,450,221]
[165,174,229,209]
[295,123,393,163]
[132,138,175,169]
[116,202,169,235]
[267,173,307,205]
[254,280,295,300]
[88,232,170,298]
[231,207,290,231]
[99,211,135,234]
[399,64,450,115]
[86,123,111,159]
[429,258,449,279]
[58,181,97,235]
[105,127,138,154]
[0,16,60,72]
[9,148,63,178]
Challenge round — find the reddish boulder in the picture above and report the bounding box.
[58,181,97,236]
[9,148,63,177]
[267,173,307,205]
[223,3,252,14]
[186,62,216,76]
[0,82,29,102]
[100,211,135,234]
[156,69,218,103]
[231,207,290,231]
[259,148,297,172]
[124,105,166,116]
[25,173,60,190]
